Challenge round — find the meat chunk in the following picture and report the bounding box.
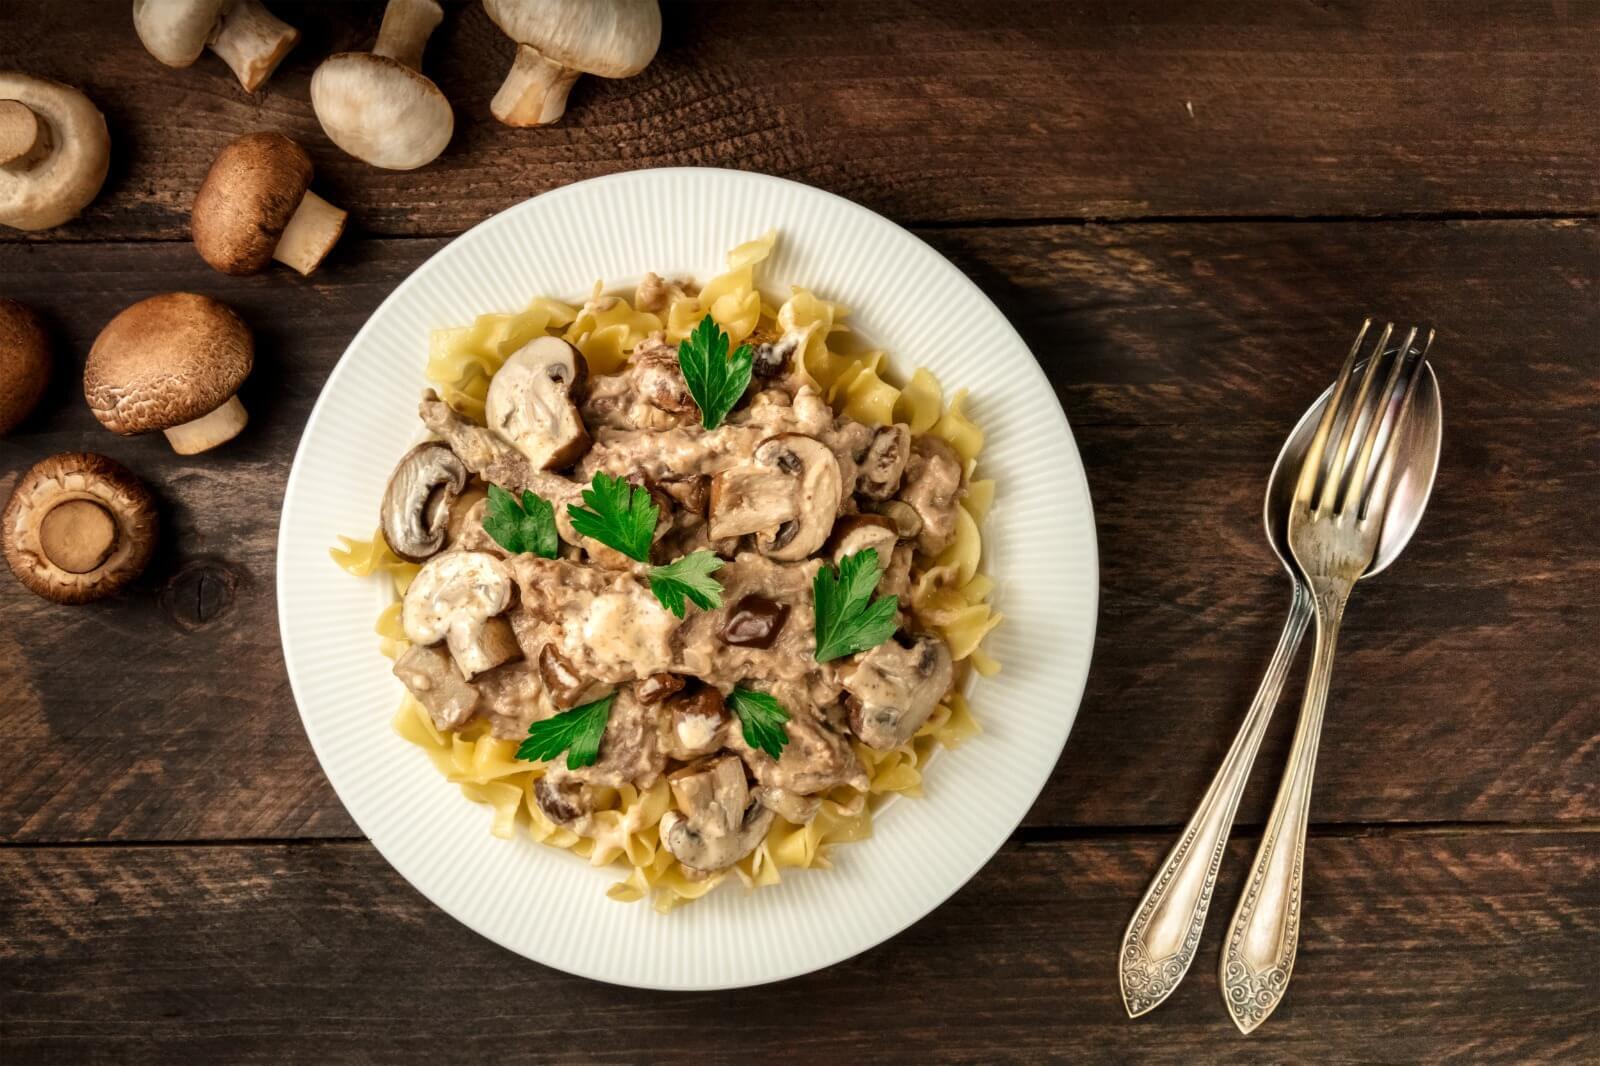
[898,435,964,555]
[842,634,954,750]
[730,685,868,795]
[581,334,698,431]
[858,425,911,499]
[560,688,666,789]
[393,643,479,731]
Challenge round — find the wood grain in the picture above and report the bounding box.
[2,830,1595,1063]
[2,0,1599,240]
[1,220,1594,842]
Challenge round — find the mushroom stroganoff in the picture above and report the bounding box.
[333,232,1001,911]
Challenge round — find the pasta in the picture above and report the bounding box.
[338,232,1000,911]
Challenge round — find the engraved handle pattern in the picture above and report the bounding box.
[1119,583,1313,1018]
[1220,579,1349,1033]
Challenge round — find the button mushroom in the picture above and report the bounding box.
[381,443,468,563]
[310,0,453,170]
[132,0,300,94]
[842,634,955,751]
[2,452,157,604]
[192,132,348,277]
[0,73,109,231]
[707,433,842,561]
[402,550,524,679]
[393,642,480,731]
[0,299,50,434]
[482,0,661,127]
[532,773,595,829]
[828,514,899,566]
[661,686,729,760]
[717,593,790,649]
[484,336,591,471]
[84,293,253,455]
[658,755,774,876]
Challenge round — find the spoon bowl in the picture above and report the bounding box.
[1265,348,1442,577]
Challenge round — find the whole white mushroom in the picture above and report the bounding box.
[0,73,110,232]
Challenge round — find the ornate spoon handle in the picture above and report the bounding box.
[1119,582,1313,1018]
[1219,581,1349,1033]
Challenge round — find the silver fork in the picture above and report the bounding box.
[1219,320,1433,1033]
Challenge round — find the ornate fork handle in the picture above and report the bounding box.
[1220,576,1351,1033]
[1119,581,1313,1017]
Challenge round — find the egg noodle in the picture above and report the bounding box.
[332,232,1000,911]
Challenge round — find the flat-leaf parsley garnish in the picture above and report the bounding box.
[567,471,657,562]
[727,686,790,759]
[516,692,615,770]
[812,547,899,662]
[647,550,724,618]
[677,315,754,431]
[482,484,559,558]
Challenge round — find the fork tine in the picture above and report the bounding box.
[1295,318,1372,509]
[1317,322,1392,513]
[1337,326,1412,513]
[1355,327,1434,521]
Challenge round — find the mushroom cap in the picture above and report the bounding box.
[132,0,228,67]
[310,53,453,171]
[381,442,468,562]
[2,452,157,604]
[484,0,661,77]
[0,298,51,434]
[84,293,253,435]
[0,73,111,231]
[192,132,313,275]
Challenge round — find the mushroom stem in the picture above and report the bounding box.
[162,394,248,455]
[271,189,348,276]
[372,0,444,72]
[39,499,117,574]
[209,0,300,93]
[491,45,581,127]
[0,100,50,168]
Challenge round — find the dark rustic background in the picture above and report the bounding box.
[2,2,1596,1063]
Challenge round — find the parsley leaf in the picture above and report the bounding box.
[647,551,725,618]
[677,315,754,430]
[516,692,615,770]
[727,686,790,760]
[813,547,899,661]
[482,484,559,558]
[567,471,657,562]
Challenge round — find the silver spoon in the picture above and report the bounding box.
[1119,339,1441,1019]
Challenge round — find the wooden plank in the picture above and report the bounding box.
[0,218,1595,842]
[3,0,1599,240]
[1,831,1595,1062]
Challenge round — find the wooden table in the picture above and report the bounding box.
[3,2,1596,1062]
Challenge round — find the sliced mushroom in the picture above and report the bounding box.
[828,514,898,566]
[842,633,954,750]
[899,435,965,555]
[858,425,911,499]
[0,299,50,434]
[653,475,707,516]
[192,132,347,276]
[402,550,523,679]
[717,593,790,649]
[483,0,661,127]
[484,336,591,471]
[310,0,453,170]
[532,772,595,828]
[756,786,821,826]
[872,499,922,541]
[635,672,685,704]
[393,642,480,731]
[661,687,729,761]
[537,643,588,709]
[84,293,253,455]
[707,433,841,561]
[133,0,300,93]
[0,74,110,231]
[2,452,157,604]
[381,443,467,562]
[658,755,774,876]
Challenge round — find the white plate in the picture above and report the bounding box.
[277,168,1097,990]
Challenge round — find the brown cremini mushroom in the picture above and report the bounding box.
[84,293,253,455]
[311,0,453,170]
[0,298,50,434]
[133,0,300,93]
[0,73,110,231]
[661,686,729,761]
[2,452,157,604]
[484,335,591,471]
[483,0,661,127]
[380,442,467,562]
[192,132,348,276]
